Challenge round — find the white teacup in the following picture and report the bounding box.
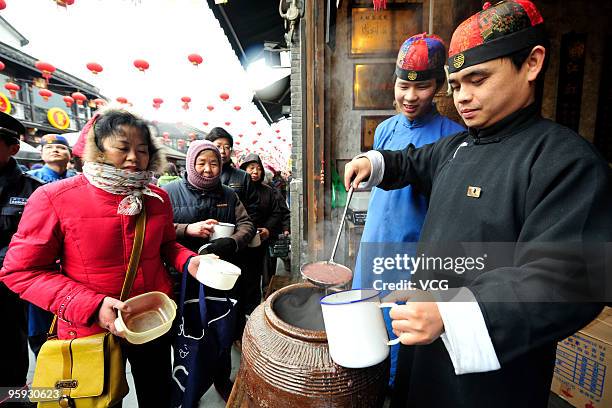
[320,289,399,368]
[211,222,235,240]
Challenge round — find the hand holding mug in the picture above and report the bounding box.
[381,289,444,346]
[186,219,218,238]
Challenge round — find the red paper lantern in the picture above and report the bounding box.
[187,53,203,66]
[235,141,241,145]
[0,1,6,11]
[86,62,103,75]
[71,91,87,106]
[233,105,241,111]
[35,61,56,81]
[238,134,243,137]
[181,96,191,110]
[63,95,74,107]
[0,61,5,71]
[206,105,214,111]
[56,0,75,6]
[93,98,106,107]
[257,132,262,136]
[219,93,229,101]
[252,140,258,145]
[116,96,128,104]
[203,121,209,126]
[38,89,53,101]
[153,97,163,109]
[277,136,281,140]
[275,129,280,133]
[4,82,20,98]
[225,121,231,126]
[133,59,149,72]
[250,120,256,125]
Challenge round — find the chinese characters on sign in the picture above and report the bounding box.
[555,32,587,131]
[350,5,423,56]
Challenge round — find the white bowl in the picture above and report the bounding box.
[196,257,241,290]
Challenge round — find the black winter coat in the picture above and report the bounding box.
[0,158,42,267]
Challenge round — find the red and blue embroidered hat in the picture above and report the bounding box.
[396,33,447,82]
[447,0,546,74]
[40,134,70,148]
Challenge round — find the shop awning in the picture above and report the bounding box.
[15,140,41,162]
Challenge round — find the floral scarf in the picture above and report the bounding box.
[83,162,163,215]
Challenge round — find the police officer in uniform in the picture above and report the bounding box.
[0,112,43,405]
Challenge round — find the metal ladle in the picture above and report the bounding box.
[301,186,355,291]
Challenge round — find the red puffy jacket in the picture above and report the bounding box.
[0,175,195,339]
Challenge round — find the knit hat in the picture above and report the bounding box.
[396,33,447,81]
[447,0,546,74]
[186,140,222,191]
[40,134,70,148]
[0,111,25,145]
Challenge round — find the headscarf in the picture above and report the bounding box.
[186,140,222,191]
[82,162,163,215]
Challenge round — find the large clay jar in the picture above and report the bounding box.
[238,283,389,407]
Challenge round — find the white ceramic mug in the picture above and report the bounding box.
[211,222,235,240]
[320,289,400,368]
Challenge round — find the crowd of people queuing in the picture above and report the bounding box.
[0,108,290,407]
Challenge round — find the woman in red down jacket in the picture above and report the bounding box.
[0,107,208,407]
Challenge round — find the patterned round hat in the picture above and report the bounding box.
[447,0,546,74]
[40,134,70,148]
[396,33,446,82]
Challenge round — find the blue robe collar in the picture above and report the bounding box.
[397,103,439,129]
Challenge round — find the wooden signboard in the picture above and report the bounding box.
[353,63,396,110]
[350,3,423,57]
[361,115,392,151]
[555,32,587,132]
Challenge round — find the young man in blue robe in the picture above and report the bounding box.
[354,33,464,387]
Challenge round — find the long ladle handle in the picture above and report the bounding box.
[329,185,354,263]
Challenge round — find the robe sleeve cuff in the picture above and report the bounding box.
[435,287,501,375]
[354,151,384,189]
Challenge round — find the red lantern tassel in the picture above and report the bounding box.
[373,0,386,11]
